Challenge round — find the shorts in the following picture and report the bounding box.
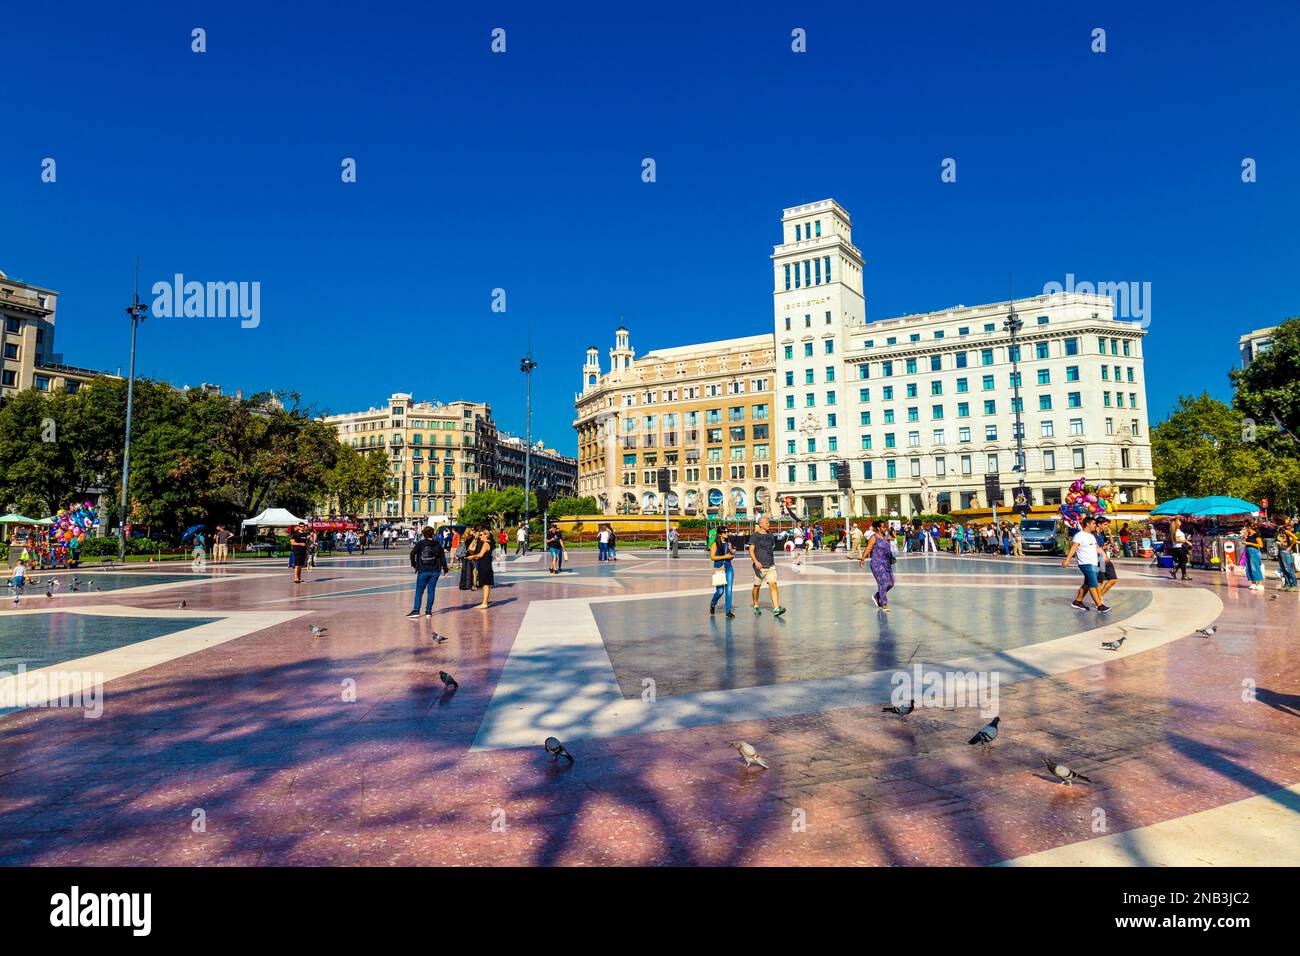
[1101,561,1117,582]
[754,565,778,585]
[1078,564,1099,589]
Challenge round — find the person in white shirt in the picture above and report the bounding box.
[1063,516,1108,612]
[597,525,613,562]
[515,524,528,555]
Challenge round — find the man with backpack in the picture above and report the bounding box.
[406,526,449,619]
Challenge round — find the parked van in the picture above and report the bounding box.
[1020,517,1065,555]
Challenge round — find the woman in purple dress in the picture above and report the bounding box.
[857,519,896,611]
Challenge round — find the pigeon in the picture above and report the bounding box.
[968,716,1000,748]
[45,583,53,598]
[731,740,769,769]
[438,671,458,689]
[544,737,574,763]
[88,581,97,591]
[178,600,187,609]
[1197,626,1216,637]
[1101,635,1126,651]
[882,698,916,716]
[430,631,447,644]
[308,624,328,636]
[1043,757,1091,786]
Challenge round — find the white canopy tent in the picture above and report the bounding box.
[240,508,306,531]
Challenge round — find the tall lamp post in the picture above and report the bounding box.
[521,353,537,549]
[118,286,148,563]
[1003,296,1026,505]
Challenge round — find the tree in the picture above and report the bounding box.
[326,445,390,514]
[457,488,536,529]
[1150,393,1300,505]
[1231,316,1300,446]
[545,495,598,517]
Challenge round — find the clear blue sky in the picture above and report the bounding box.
[3,0,1297,454]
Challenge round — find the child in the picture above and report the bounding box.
[11,560,27,597]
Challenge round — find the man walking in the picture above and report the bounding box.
[597,523,611,562]
[515,523,528,556]
[1063,516,1109,612]
[748,516,786,616]
[1095,516,1119,601]
[406,526,449,619]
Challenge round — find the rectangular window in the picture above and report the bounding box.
[958,426,971,443]
[784,265,791,290]
[955,352,968,368]
[826,391,836,405]
[825,366,835,382]
[859,388,870,403]
[1064,338,1079,356]
[886,460,897,479]
[1067,392,1082,408]
[1041,420,1054,437]
[1070,418,1084,436]
[930,355,942,371]
[983,400,996,415]
[961,455,972,475]
[1066,366,1080,382]
[981,349,994,366]
[932,404,943,419]
[982,375,995,390]
[858,365,870,380]
[1036,342,1049,359]
[1039,395,1052,411]
[784,345,793,360]
[910,458,921,478]
[906,358,917,374]
[805,369,815,384]
[1043,450,1056,471]
[1073,448,1086,469]
[825,339,834,354]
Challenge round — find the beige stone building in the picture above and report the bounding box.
[1,269,112,398]
[323,394,497,523]
[573,328,777,518]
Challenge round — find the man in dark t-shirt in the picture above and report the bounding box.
[747,516,785,616]
[289,523,309,583]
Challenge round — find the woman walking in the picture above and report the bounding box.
[1242,520,1266,592]
[1168,518,1190,580]
[708,527,736,618]
[289,522,310,584]
[472,527,495,607]
[1119,522,1133,558]
[858,519,896,611]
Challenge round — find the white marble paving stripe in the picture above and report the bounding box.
[997,783,1300,866]
[470,587,1221,750]
[0,605,307,713]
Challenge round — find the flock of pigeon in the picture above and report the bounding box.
[8,574,99,605]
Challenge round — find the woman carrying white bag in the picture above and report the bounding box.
[709,527,736,618]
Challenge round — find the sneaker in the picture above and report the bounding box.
[725,611,735,618]
[773,606,787,617]
[404,610,420,619]
[872,594,882,609]
[1097,604,1111,613]
[1070,600,1086,610]
[709,604,716,615]
[753,606,762,615]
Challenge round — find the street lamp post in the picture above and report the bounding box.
[118,287,148,563]
[1004,299,1026,504]
[521,354,537,551]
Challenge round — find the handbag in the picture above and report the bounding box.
[711,568,728,587]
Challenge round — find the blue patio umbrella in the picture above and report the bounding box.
[1184,496,1260,517]
[181,524,206,542]
[1150,497,1198,515]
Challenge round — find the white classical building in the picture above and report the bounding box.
[771,199,1156,517]
[573,199,1156,519]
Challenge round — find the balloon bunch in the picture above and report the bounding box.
[1060,478,1118,528]
[40,501,99,567]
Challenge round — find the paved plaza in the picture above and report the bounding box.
[0,550,1297,866]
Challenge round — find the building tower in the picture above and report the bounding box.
[582,346,601,393]
[771,199,866,518]
[609,325,634,381]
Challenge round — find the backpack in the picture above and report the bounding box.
[413,539,442,570]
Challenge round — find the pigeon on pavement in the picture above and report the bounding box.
[438,670,458,689]
[1197,626,1216,637]
[430,631,447,644]
[731,740,769,769]
[178,600,187,609]
[1043,758,1091,786]
[544,737,574,763]
[968,717,1001,748]
[1101,635,1125,650]
[308,624,327,636]
[882,698,916,716]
